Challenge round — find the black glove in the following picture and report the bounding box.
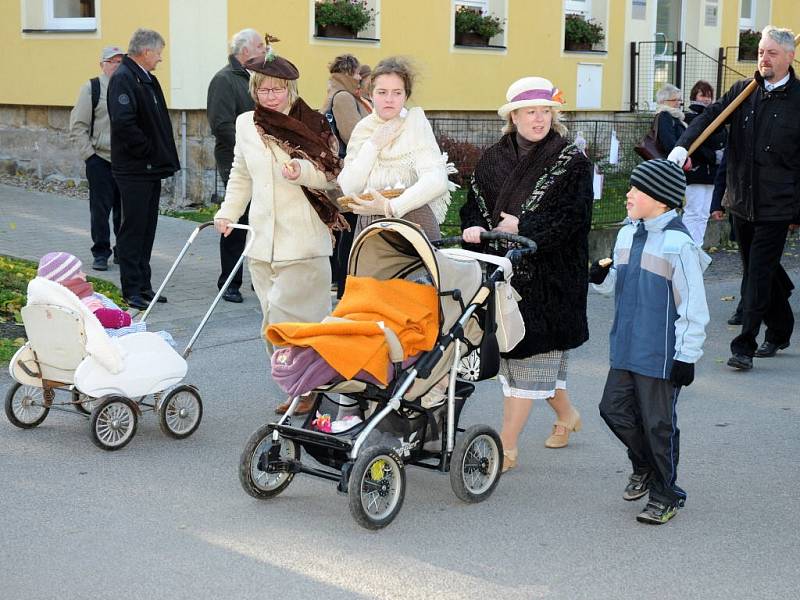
[669,360,695,387]
[589,259,612,284]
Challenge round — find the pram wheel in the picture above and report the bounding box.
[239,424,299,499]
[450,425,503,503]
[72,391,97,415]
[5,383,50,429]
[158,385,203,439]
[89,396,138,451]
[348,445,405,530]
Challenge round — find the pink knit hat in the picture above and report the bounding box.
[37,252,83,282]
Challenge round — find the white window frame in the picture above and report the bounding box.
[565,0,591,16]
[44,0,97,30]
[739,0,755,30]
[456,0,489,11]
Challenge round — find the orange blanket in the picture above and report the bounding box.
[265,276,439,384]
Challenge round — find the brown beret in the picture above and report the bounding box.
[244,53,300,80]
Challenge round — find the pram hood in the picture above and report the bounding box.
[348,219,483,334]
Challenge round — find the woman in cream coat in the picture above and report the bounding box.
[338,56,451,241]
[214,51,342,415]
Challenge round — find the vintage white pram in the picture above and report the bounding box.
[5,222,252,450]
[238,219,536,529]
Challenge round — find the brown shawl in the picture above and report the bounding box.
[474,129,570,225]
[253,99,347,231]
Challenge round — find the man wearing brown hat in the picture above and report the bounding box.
[108,28,180,310]
[69,45,125,272]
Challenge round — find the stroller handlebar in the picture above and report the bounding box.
[433,231,537,252]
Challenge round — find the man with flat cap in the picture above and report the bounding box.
[69,45,125,272]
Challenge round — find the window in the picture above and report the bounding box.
[45,0,96,30]
[563,0,608,52]
[704,0,718,27]
[632,0,647,21]
[452,0,507,49]
[311,0,380,42]
[739,0,755,29]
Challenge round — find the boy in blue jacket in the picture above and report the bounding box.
[591,159,710,525]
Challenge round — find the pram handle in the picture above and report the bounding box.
[433,231,537,251]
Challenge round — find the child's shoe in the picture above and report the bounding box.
[636,500,678,525]
[623,471,652,501]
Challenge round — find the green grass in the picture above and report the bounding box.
[0,255,125,363]
[161,204,219,224]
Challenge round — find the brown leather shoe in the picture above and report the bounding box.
[544,409,582,448]
[275,394,316,415]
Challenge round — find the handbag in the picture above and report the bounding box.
[634,114,666,161]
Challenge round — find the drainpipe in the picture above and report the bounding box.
[181,110,187,204]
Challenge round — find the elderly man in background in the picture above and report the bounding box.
[69,45,125,272]
[207,28,263,304]
[669,25,799,371]
[108,28,180,310]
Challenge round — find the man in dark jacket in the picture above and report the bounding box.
[206,29,262,304]
[669,25,799,370]
[108,28,180,310]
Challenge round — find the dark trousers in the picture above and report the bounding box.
[86,155,121,260]
[731,217,794,356]
[217,202,250,291]
[115,177,161,298]
[599,368,686,507]
[330,211,358,298]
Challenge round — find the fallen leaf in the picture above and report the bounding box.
[720,295,735,301]
[9,222,16,230]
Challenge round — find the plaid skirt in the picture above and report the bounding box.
[498,350,569,400]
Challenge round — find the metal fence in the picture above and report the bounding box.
[430,116,652,228]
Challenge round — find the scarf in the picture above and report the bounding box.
[61,276,93,299]
[655,104,686,121]
[474,129,570,225]
[253,99,347,231]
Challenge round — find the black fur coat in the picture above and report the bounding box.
[460,132,593,358]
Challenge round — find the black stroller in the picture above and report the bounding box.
[238,219,536,529]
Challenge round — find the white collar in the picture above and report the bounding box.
[765,73,790,91]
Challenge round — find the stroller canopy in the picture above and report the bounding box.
[348,220,483,333]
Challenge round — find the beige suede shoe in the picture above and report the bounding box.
[544,409,582,448]
[502,448,518,473]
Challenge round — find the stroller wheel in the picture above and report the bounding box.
[239,424,299,499]
[5,382,49,429]
[158,385,203,439]
[89,396,138,451]
[72,390,97,415]
[348,445,405,530]
[450,425,503,503]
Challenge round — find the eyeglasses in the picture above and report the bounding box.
[256,87,288,97]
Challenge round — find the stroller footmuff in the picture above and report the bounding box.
[239,219,536,529]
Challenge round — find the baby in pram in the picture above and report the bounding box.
[35,252,174,345]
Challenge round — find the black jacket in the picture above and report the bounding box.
[206,55,254,183]
[684,102,726,185]
[107,55,179,179]
[654,110,686,157]
[460,142,593,358]
[677,68,800,222]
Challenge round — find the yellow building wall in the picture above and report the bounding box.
[227,0,626,112]
[721,0,800,46]
[0,0,171,107]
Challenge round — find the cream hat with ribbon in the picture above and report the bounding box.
[498,76,565,118]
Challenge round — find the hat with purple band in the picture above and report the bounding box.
[498,76,566,118]
[37,252,83,283]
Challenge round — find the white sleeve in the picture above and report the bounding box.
[672,244,710,363]
[338,138,379,195]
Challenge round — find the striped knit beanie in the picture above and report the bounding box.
[630,158,686,209]
[37,252,83,282]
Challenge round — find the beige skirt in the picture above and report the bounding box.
[355,204,441,242]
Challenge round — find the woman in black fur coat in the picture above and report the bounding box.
[460,76,593,471]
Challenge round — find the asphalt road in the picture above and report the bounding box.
[1,275,798,600]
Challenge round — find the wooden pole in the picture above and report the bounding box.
[687,32,800,156]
